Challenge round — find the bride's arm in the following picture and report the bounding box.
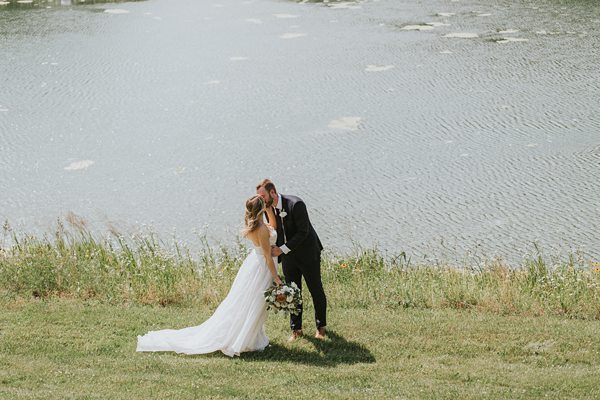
[258,226,283,285]
[264,207,277,230]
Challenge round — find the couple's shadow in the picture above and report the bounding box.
[241,330,375,367]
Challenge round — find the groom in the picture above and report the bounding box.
[256,179,327,341]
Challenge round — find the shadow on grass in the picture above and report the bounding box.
[240,330,376,367]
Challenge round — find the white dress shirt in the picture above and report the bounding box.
[275,193,291,254]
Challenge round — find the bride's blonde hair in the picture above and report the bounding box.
[241,195,265,237]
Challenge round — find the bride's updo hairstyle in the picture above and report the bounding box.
[241,195,265,237]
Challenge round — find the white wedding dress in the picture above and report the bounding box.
[136,228,277,357]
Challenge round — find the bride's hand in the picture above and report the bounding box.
[274,276,283,286]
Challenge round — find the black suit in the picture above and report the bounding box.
[273,194,326,330]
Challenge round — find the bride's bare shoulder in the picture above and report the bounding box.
[248,224,268,241]
[257,224,270,236]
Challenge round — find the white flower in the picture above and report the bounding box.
[265,280,302,316]
[280,210,287,218]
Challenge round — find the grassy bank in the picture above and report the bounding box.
[2,225,600,398]
[1,223,599,320]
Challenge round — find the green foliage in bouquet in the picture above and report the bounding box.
[263,281,302,315]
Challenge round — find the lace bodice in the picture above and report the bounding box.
[254,227,277,255]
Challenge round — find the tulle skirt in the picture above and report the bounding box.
[136,250,273,357]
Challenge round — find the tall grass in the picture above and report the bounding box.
[1,220,599,319]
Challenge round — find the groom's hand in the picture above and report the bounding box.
[271,246,283,257]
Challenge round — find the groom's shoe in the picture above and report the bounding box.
[288,330,303,342]
[315,327,326,340]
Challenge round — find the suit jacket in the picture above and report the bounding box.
[273,194,323,264]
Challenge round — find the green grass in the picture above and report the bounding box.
[1,222,600,320]
[1,222,600,398]
[1,299,600,399]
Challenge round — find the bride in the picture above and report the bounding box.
[136,195,283,357]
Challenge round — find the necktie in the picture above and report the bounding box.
[275,207,287,243]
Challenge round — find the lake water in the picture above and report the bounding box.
[1,0,599,264]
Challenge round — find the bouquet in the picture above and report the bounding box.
[264,281,302,315]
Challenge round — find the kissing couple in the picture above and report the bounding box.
[137,179,327,357]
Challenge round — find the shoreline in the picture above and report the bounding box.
[1,224,599,320]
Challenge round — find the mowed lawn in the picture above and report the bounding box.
[1,299,600,399]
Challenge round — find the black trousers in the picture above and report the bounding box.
[282,253,327,330]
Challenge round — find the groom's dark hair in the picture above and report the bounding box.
[256,179,277,194]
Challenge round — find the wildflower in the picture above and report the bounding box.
[592,267,600,273]
[340,263,348,269]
